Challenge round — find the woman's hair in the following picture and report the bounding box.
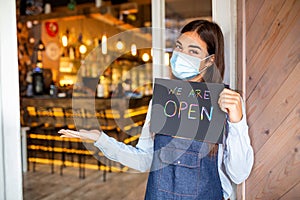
[181,20,225,155]
[180,20,225,82]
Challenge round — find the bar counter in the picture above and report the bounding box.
[20,95,152,177]
[20,95,152,131]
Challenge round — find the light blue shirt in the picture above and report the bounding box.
[94,100,254,199]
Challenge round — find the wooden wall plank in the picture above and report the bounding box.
[246,0,285,72]
[245,0,265,32]
[247,21,300,131]
[242,0,300,199]
[245,101,300,197]
[246,13,300,127]
[247,143,300,199]
[279,181,300,200]
[248,63,300,152]
[246,0,300,98]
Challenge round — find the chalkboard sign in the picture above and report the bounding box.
[150,78,226,144]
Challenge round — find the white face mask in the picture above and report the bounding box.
[170,51,212,80]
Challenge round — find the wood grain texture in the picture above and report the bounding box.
[245,0,265,32]
[23,164,148,200]
[247,143,300,199]
[248,63,300,152]
[234,0,300,199]
[246,0,300,98]
[246,13,300,129]
[246,101,300,198]
[279,181,300,200]
[246,0,286,70]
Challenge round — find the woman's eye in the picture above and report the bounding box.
[175,45,182,50]
[189,50,199,55]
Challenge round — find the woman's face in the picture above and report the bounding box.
[172,31,214,82]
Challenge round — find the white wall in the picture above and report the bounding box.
[151,0,168,80]
[213,0,237,89]
[213,1,239,199]
[0,0,23,199]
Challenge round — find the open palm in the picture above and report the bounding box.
[58,129,101,141]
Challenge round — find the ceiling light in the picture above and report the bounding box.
[26,21,32,28]
[116,39,124,51]
[142,53,150,62]
[131,43,137,56]
[79,44,87,54]
[101,34,107,55]
[29,37,35,44]
[62,35,68,47]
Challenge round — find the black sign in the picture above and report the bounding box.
[150,78,226,144]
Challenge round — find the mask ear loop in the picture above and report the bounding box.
[198,54,215,74]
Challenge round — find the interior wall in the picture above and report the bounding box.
[243,0,300,199]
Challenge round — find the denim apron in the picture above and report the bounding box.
[145,134,223,200]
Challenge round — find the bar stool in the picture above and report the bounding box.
[96,108,120,140]
[50,107,70,174]
[21,106,44,129]
[35,106,57,173]
[96,108,122,173]
[60,107,86,177]
[59,107,77,176]
[64,107,76,129]
[51,107,68,130]
[61,107,76,167]
[22,106,43,172]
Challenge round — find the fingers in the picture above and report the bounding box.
[219,102,240,114]
[60,135,80,139]
[220,88,240,95]
[220,89,241,100]
[219,89,241,105]
[58,129,101,141]
[219,97,241,107]
[59,134,80,139]
[218,88,243,122]
[58,129,82,138]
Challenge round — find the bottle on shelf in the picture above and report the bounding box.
[97,82,104,98]
[49,81,57,97]
[32,67,44,95]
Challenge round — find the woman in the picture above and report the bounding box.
[59,20,254,200]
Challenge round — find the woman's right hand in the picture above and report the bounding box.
[58,129,102,142]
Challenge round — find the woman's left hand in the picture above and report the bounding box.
[58,129,101,141]
[218,88,243,123]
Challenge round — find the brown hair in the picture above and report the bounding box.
[180,20,225,155]
[181,20,225,83]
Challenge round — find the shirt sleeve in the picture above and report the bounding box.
[94,100,154,172]
[222,98,254,184]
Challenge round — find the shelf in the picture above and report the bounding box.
[17,2,151,41]
[18,4,105,22]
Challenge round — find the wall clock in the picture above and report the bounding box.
[45,42,60,61]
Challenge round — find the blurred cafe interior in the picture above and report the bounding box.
[13,0,212,199]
